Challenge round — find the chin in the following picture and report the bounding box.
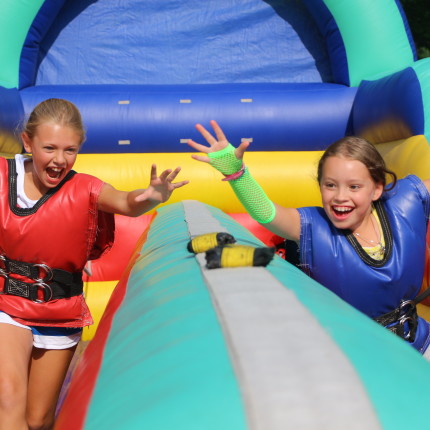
[329,216,352,230]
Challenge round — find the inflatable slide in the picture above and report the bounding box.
[0,0,429,429]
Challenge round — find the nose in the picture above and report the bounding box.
[53,150,66,165]
[334,186,348,202]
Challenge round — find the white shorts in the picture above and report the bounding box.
[0,312,82,349]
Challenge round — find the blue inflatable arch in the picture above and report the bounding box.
[0,0,429,153]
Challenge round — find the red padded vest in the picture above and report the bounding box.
[0,157,114,327]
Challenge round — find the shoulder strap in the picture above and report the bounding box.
[414,286,430,305]
[7,158,76,216]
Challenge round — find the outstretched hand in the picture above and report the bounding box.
[135,164,189,203]
[187,120,250,163]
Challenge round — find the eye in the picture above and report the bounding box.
[66,147,78,154]
[323,182,335,189]
[349,184,361,191]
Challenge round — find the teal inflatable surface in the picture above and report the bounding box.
[58,201,430,430]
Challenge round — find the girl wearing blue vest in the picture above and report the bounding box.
[188,120,430,357]
[0,98,188,430]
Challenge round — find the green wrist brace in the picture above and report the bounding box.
[208,144,276,224]
[232,169,276,223]
[208,144,243,175]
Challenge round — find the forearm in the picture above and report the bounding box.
[228,168,276,223]
[125,189,160,217]
[190,121,300,238]
[98,185,159,217]
[209,144,276,224]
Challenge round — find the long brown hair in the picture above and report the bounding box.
[317,136,397,190]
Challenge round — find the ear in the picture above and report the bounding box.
[21,132,32,153]
[372,182,384,201]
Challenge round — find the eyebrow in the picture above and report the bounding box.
[322,177,365,183]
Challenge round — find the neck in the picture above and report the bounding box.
[24,160,46,200]
[353,212,382,247]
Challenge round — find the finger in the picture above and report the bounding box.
[134,189,149,202]
[209,120,227,142]
[235,140,250,160]
[172,180,189,189]
[159,168,173,181]
[150,164,157,180]
[191,154,211,163]
[195,123,217,146]
[187,139,211,153]
[166,166,181,181]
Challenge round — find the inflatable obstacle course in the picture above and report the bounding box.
[56,201,430,430]
[0,3,428,336]
[0,1,429,427]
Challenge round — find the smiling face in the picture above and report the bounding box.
[22,121,80,197]
[319,155,384,232]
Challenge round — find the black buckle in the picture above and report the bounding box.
[399,299,415,312]
[374,299,418,342]
[0,255,83,301]
[398,315,414,341]
[32,282,53,303]
[33,263,53,282]
[0,268,8,280]
[3,278,53,303]
[0,254,54,282]
[393,300,417,342]
[0,255,9,279]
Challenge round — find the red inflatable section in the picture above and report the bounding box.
[55,219,153,430]
[229,213,284,246]
[82,215,154,282]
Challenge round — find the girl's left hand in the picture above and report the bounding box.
[188,120,249,163]
[135,164,189,203]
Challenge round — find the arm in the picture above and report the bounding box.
[424,179,430,194]
[97,164,188,217]
[188,120,301,241]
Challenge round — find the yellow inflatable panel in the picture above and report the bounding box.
[0,131,22,158]
[74,151,323,212]
[376,135,430,181]
[82,281,118,341]
[76,137,430,339]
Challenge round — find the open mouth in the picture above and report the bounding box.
[332,205,353,219]
[46,167,63,180]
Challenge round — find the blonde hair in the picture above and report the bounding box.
[23,98,86,145]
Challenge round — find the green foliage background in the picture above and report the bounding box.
[400,0,430,58]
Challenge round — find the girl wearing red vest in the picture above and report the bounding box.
[189,120,430,354]
[0,98,188,430]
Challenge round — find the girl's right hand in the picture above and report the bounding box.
[188,120,250,163]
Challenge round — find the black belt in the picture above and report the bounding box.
[0,255,83,303]
[373,300,418,342]
[373,286,430,343]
